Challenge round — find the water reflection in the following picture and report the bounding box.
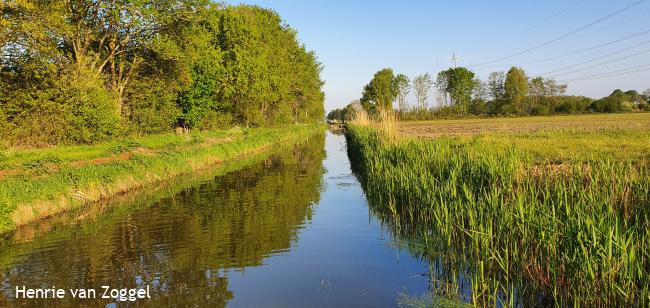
[0,131,432,307]
[0,135,325,307]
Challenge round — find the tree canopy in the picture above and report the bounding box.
[436,67,475,113]
[0,1,324,146]
[361,68,398,111]
[504,66,529,114]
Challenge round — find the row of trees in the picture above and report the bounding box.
[0,1,324,146]
[344,66,649,121]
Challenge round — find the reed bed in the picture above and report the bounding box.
[346,120,650,306]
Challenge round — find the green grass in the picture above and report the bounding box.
[347,125,650,306]
[442,129,650,164]
[0,124,323,232]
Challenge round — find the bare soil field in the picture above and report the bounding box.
[399,113,650,138]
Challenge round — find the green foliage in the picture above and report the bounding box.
[124,76,181,135]
[361,68,398,111]
[554,95,593,114]
[327,108,347,122]
[504,66,529,114]
[1,1,324,147]
[436,67,476,112]
[591,89,646,113]
[1,65,119,146]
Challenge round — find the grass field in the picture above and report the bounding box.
[0,125,322,233]
[346,113,650,306]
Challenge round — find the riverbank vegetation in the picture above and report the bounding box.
[1,1,324,147]
[346,114,649,306]
[0,124,321,233]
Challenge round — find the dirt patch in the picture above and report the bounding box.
[0,169,21,180]
[196,136,243,148]
[71,152,133,168]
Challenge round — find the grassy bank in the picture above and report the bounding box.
[0,125,322,233]
[346,123,649,306]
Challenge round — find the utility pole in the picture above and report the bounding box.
[451,52,457,68]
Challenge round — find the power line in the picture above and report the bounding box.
[520,28,650,65]
[519,0,586,36]
[474,0,647,66]
[549,49,650,78]
[558,63,650,82]
[562,67,650,82]
[541,39,650,75]
[472,28,650,70]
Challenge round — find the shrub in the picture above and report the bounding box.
[2,65,119,146]
[196,110,233,130]
[124,77,181,134]
[638,102,650,111]
[531,104,551,115]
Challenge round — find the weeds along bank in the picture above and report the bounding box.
[0,125,322,233]
[346,125,650,306]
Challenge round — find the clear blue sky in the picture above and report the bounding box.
[225,0,650,111]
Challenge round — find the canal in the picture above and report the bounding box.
[0,131,431,307]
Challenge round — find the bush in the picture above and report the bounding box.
[638,102,650,111]
[63,69,120,143]
[591,97,621,113]
[197,110,233,130]
[125,77,181,134]
[555,96,592,114]
[2,65,119,146]
[531,105,551,116]
[468,99,489,115]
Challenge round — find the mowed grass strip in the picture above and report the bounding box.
[0,125,322,232]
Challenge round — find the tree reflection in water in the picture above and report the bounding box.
[0,134,325,307]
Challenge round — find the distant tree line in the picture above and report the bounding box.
[326,100,362,123]
[0,1,324,146]
[334,66,650,122]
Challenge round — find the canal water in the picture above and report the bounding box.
[0,131,431,307]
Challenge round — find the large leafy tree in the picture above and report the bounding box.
[361,68,397,111]
[504,66,529,114]
[1,1,325,145]
[436,67,475,113]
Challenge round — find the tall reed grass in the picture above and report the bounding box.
[346,122,650,306]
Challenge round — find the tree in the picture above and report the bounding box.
[643,88,650,100]
[528,76,567,115]
[394,74,410,111]
[487,71,506,101]
[0,1,325,145]
[361,68,397,111]
[436,67,475,114]
[413,73,434,110]
[504,66,529,114]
